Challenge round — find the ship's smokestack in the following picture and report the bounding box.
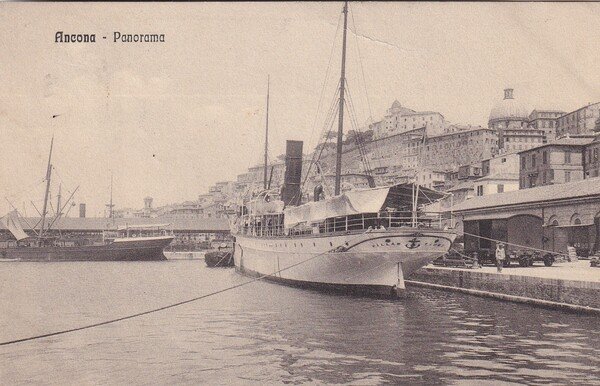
[79,203,86,218]
[281,140,303,207]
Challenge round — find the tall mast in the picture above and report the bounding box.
[334,1,349,196]
[56,184,62,218]
[263,75,270,190]
[110,173,113,219]
[39,136,54,237]
[108,172,114,221]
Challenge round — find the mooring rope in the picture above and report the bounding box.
[459,230,572,259]
[0,229,373,347]
[449,247,475,260]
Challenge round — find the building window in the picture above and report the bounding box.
[532,154,536,167]
[476,185,483,196]
[497,184,504,193]
[565,151,571,164]
[565,170,571,182]
[543,151,547,164]
[521,156,526,170]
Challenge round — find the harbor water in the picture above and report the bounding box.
[0,261,598,385]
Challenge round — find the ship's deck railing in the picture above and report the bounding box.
[102,227,173,242]
[239,211,446,238]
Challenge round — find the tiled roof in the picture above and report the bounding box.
[451,177,600,212]
[1,216,230,232]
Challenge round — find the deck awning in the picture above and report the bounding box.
[284,183,444,228]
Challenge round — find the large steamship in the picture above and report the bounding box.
[231,2,456,296]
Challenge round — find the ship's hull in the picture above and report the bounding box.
[0,236,174,262]
[234,229,456,296]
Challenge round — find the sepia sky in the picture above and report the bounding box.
[1,2,599,216]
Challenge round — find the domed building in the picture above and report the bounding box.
[488,88,543,152]
[488,88,530,130]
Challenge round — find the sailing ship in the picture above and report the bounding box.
[231,2,456,297]
[0,137,174,261]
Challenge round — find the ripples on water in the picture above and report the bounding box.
[0,261,598,385]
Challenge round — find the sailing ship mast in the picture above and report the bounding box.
[56,184,62,219]
[39,136,54,237]
[263,75,270,190]
[334,1,349,196]
[106,172,115,222]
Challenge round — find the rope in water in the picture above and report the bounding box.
[2,225,580,347]
[0,229,373,347]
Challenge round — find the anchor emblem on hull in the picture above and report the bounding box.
[405,237,421,249]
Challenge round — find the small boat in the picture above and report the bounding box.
[205,249,234,267]
[205,251,234,267]
[0,137,174,261]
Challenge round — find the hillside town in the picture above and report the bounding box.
[123,88,599,226]
[18,87,596,254]
[2,4,600,384]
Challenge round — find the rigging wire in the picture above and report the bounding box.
[306,10,343,153]
[344,98,372,177]
[300,82,341,194]
[348,3,384,169]
[3,178,47,204]
[294,101,340,204]
[301,101,340,192]
[0,229,373,347]
[344,82,373,176]
[348,3,374,128]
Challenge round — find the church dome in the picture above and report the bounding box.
[391,100,402,110]
[488,88,530,123]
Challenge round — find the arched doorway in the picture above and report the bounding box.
[544,216,559,252]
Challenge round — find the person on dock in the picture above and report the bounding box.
[495,243,506,273]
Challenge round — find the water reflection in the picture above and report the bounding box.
[0,261,598,385]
